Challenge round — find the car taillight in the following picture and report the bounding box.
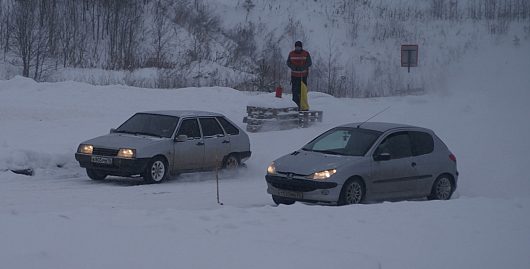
[449,153,457,163]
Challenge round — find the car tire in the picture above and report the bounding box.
[338,178,365,205]
[223,154,240,170]
[428,175,454,200]
[272,195,295,205]
[143,157,168,184]
[86,168,107,181]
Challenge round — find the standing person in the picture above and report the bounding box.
[287,41,312,111]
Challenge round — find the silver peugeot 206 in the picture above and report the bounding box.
[266,122,458,205]
[75,110,251,183]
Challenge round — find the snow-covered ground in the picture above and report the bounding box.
[1,44,529,268]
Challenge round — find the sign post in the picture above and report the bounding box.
[401,45,418,73]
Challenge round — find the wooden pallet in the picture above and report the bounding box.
[244,106,323,132]
[298,110,324,127]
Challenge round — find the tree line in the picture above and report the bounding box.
[0,0,528,96]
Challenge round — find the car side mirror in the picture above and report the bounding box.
[374,153,391,162]
[175,134,188,142]
[110,128,116,134]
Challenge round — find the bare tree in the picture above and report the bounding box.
[10,0,49,79]
[1,0,12,61]
[227,22,256,68]
[324,36,341,96]
[106,0,143,70]
[242,0,255,21]
[150,0,172,68]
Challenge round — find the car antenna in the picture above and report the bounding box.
[357,106,391,128]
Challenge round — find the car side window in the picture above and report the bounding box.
[374,132,412,159]
[410,131,434,156]
[199,118,224,137]
[216,117,239,135]
[177,118,201,139]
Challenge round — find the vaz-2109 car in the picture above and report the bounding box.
[266,122,458,205]
[75,111,251,183]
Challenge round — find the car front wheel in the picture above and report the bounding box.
[428,175,454,200]
[143,157,168,184]
[86,169,107,181]
[338,178,364,205]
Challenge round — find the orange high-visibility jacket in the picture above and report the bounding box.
[287,50,312,78]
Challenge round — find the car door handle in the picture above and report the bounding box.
[411,162,417,167]
[222,140,230,144]
[196,141,205,146]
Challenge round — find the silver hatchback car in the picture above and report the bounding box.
[266,122,458,205]
[75,111,251,183]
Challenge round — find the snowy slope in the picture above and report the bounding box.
[0,44,529,268]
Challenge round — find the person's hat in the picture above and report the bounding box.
[295,41,303,48]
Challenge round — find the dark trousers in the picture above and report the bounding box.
[291,76,307,109]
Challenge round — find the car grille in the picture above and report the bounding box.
[266,175,338,192]
[277,171,308,178]
[93,148,119,156]
[270,179,318,192]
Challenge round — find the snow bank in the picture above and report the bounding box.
[0,62,20,80]
[247,92,297,108]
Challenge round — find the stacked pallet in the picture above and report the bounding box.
[243,106,323,132]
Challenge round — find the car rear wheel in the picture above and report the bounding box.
[223,154,240,169]
[338,178,364,205]
[143,157,168,184]
[428,175,454,200]
[86,169,107,181]
[272,195,295,205]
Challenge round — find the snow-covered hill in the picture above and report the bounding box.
[1,0,529,96]
[0,42,529,268]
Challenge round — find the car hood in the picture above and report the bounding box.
[83,133,166,149]
[274,150,363,175]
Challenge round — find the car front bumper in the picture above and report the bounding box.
[75,153,150,176]
[265,174,340,204]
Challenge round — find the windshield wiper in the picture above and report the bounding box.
[133,131,163,138]
[312,149,344,156]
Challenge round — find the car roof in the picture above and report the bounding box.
[338,122,432,133]
[139,110,224,118]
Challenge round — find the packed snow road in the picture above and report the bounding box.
[2,169,530,269]
[1,46,530,268]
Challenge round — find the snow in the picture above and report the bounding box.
[247,92,296,108]
[1,43,530,268]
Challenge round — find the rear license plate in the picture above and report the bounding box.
[91,156,113,165]
[270,187,303,199]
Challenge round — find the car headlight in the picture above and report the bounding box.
[78,144,93,155]
[267,162,276,174]
[117,148,136,158]
[307,169,337,180]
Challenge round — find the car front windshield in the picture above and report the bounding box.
[115,113,179,138]
[302,127,382,156]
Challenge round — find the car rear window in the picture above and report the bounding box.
[216,117,239,135]
[410,131,434,156]
[199,118,224,137]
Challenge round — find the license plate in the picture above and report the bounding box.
[270,187,303,199]
[91,156,113,165]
